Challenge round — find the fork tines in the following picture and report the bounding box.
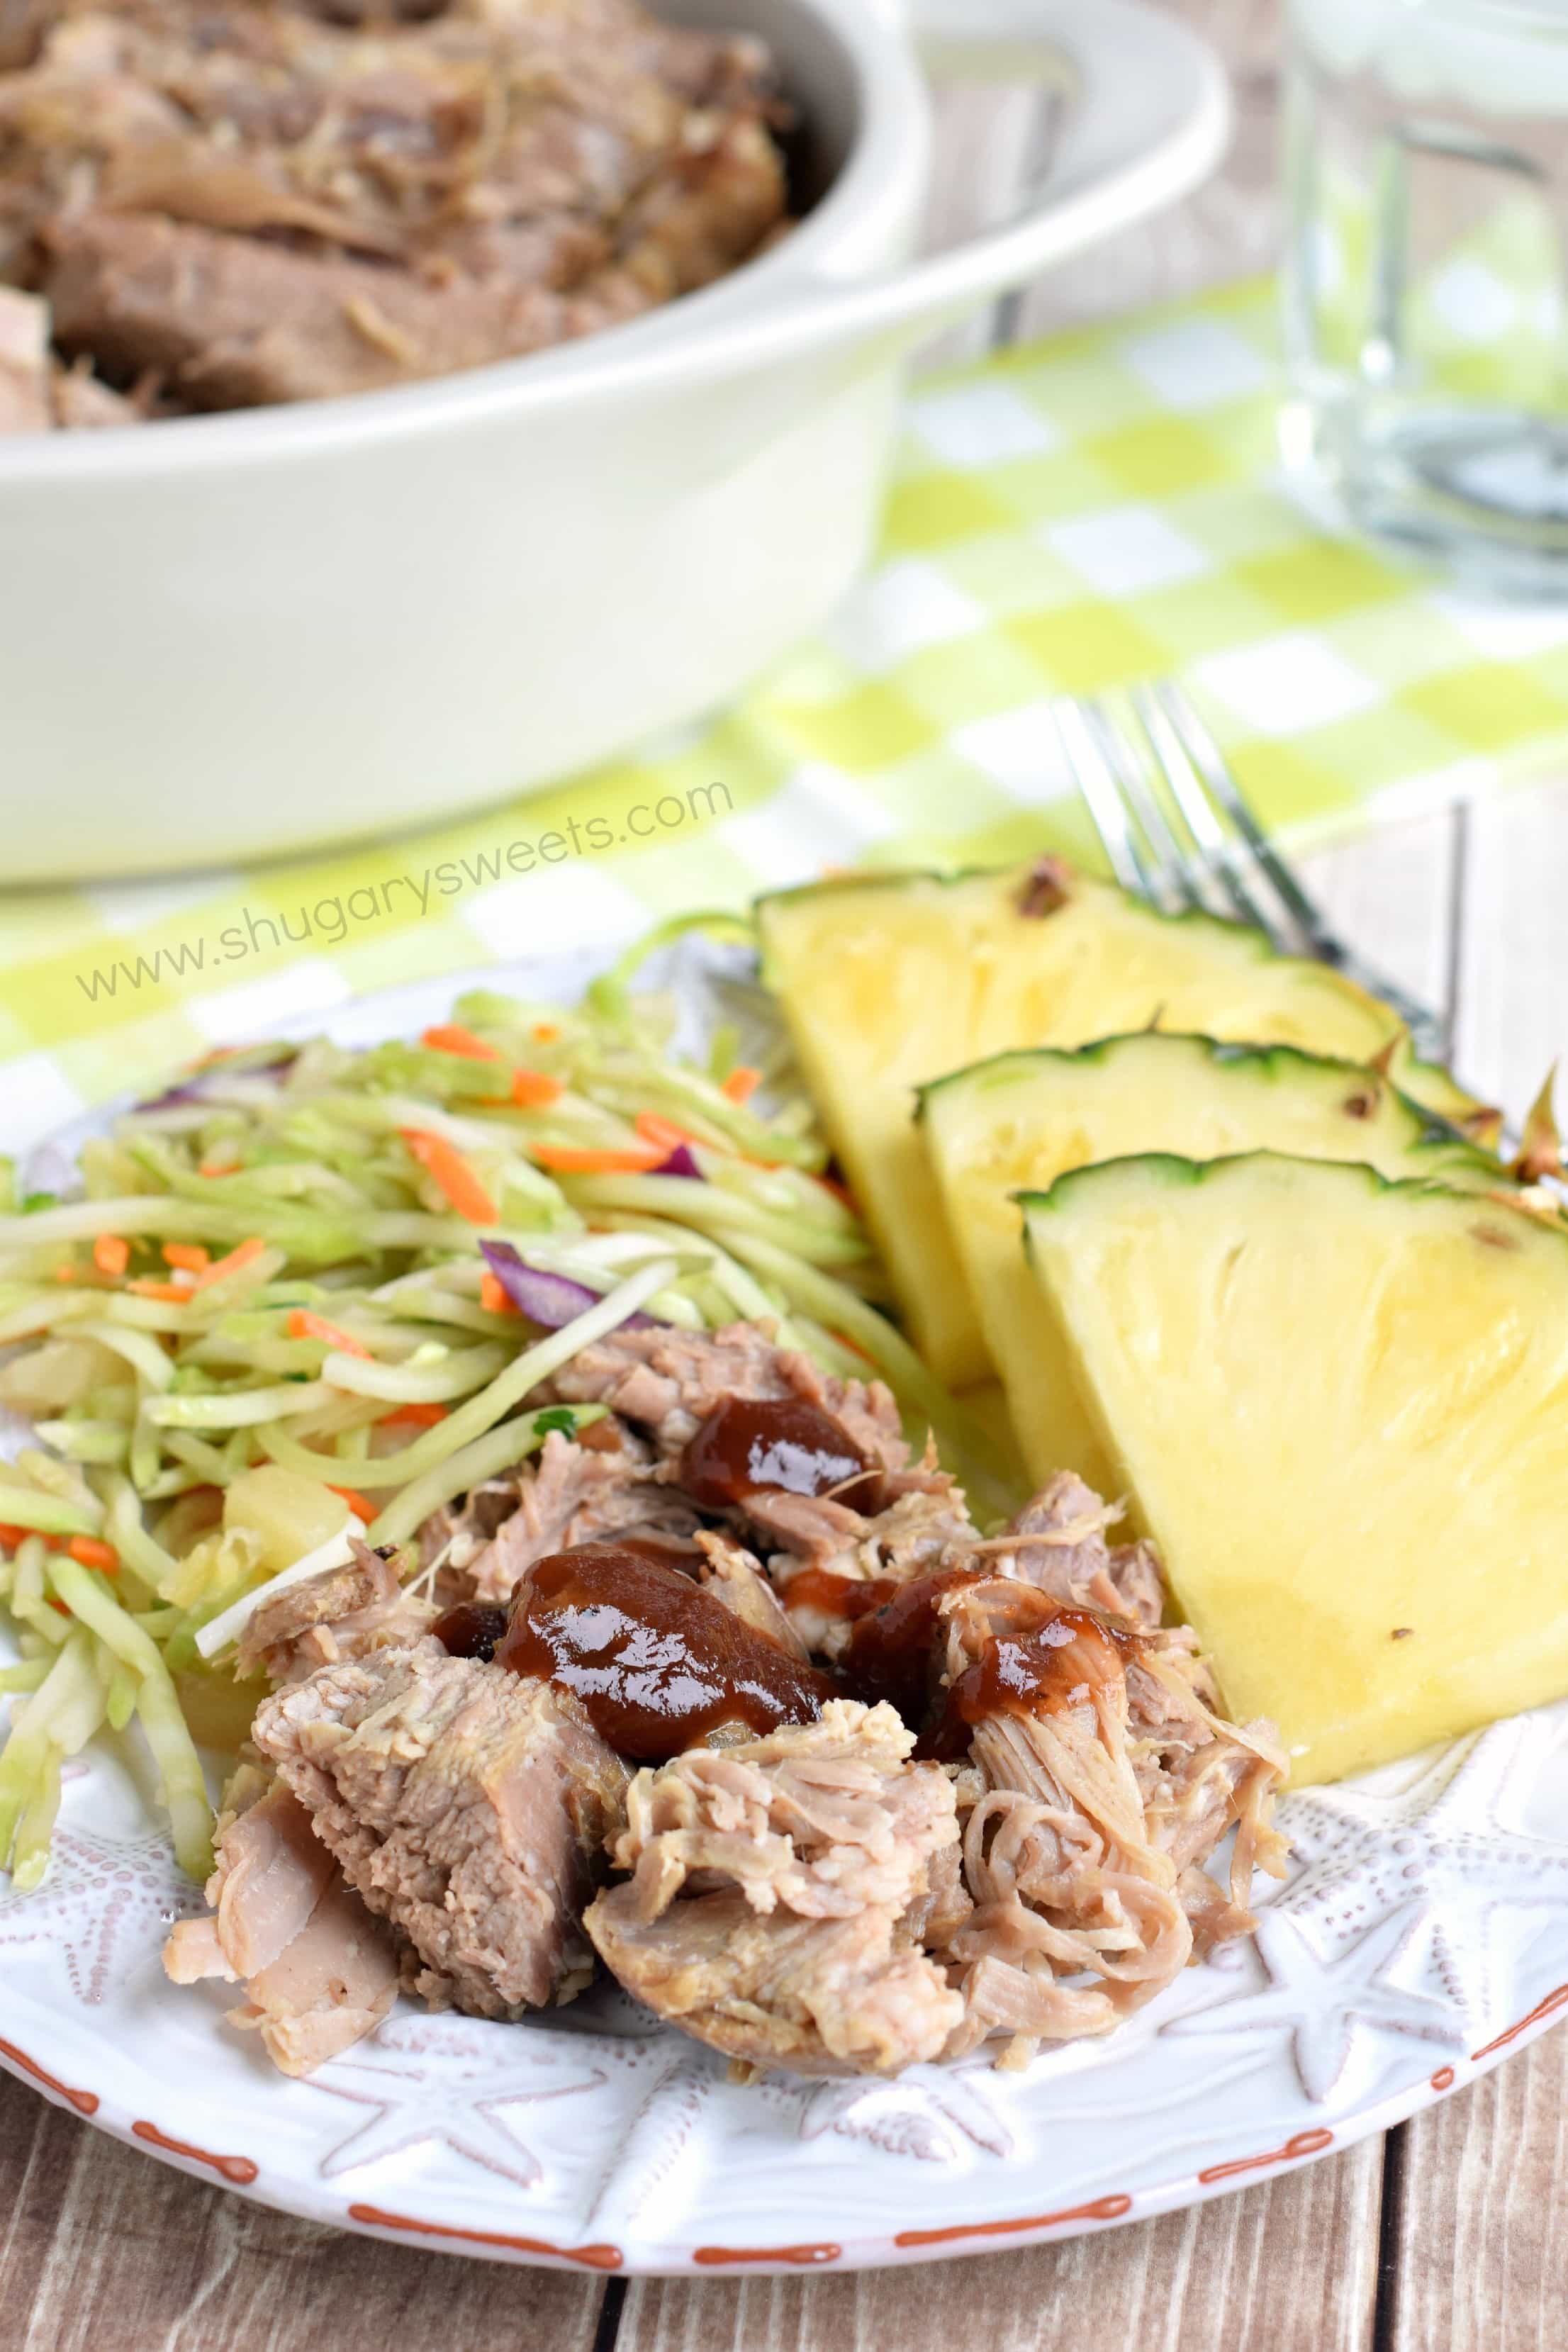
[1051,678,1449,1065]
[1052,683,1320,952]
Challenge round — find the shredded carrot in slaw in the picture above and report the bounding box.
[327,1485,377,1523]
[193,1237,267,1289]
[530,1142,664,1174]
[67,1536,119,1573]
[399,1129,498,1225]
[380,1401,449,1428]
[634,1111,700,1155]
[287,1309,371,1359]
[0,1526,121,1572]
[722,1065,761,1105]
[422,1023,500,1062]
[93,1234,130,1278]
[829,1328,873,1362]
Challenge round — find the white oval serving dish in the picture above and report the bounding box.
[0,0,1228,883]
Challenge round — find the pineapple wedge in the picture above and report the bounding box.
[1021,1155,1568,1784]
[921,1033,1500,1495]
[757,863,1495,1389]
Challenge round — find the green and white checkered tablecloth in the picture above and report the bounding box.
[7,274,1568,1150]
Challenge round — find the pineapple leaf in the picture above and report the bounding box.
[1511,1063,1563,1184]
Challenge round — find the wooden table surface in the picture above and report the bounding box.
[6,4,1568,2346]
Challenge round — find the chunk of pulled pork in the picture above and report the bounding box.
[433,1428,700,1606]
[0,0,790,413]
[966,1470,1170,1627]
[236,1538,436,1685]
[252,1640,628,2018]
[428,1320,932,1622]
[546,1318,909,1471]
[770,1466,1165,1662]
[585,1698,966,2076]
[1126,1640,1289,1949]
[543,1318,968,1654]
[162,1768,398,2074]
[0,277,134,425]
[932,1577,1286,2068]
[0,277,45,423]
[767,1482,981,1661]
[691,1528,810,1662]
[163,1283,1287,2089]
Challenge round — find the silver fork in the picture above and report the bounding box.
[1051,680,1450,1067]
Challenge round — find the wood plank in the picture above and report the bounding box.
[1297,805,1462,1051]
[1452,774,1568,1126]
[0,2073,607,2352]
[1372,766,1568,2351]
[918,79,1055,369]
[919,0,1284,369]
[1373,773,1568,2352]
[617,2135,1382,2352]
[1383,2030,1568,2352]
[1010,0,1284,340]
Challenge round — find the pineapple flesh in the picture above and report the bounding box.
[921,1033,1500,1496]
[757,863,1496,1389]
[1021,1155,1568,1785]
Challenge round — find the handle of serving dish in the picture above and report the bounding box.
[822,0,1232,338]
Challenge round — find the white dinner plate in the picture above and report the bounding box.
[5,941,1568,2276]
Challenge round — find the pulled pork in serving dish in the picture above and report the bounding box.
[0,0,792,425]
[164,1316,1287,2080]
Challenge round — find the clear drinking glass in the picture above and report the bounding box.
[1282,0,1568,593]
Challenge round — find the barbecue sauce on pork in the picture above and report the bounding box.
[924,1603,1150,1760]
[494,1542,837,1759]
[680,1395,881,1514]
[430,1601,508,1662]
[836,1568,979,1723]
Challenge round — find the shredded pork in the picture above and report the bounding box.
[448,1428,700,1605]
[237,1539,437,1685]
[546,1318,910,1471]
[585,1700,966,2076]
[966,1471,1171,1625]
[931,1576,1287,2067]
[690,1528,811,1661]
[0,274,132,424]
[167,1309,1285,2085]
[0,0,791,417]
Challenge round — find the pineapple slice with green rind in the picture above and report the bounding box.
[1021,1154,1568,1785]
[756,863,1496,1388]
[920,1032,1501,1495]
